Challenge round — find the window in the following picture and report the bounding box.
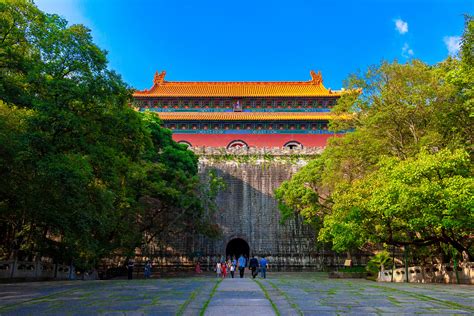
[284,141,303,150]
[227,140,249,149]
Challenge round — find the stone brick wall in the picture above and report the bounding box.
[145,148,369,270]
[193,156,369,270]
[198,158,310,254]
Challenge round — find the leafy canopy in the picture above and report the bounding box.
[276,16,473,261]
[0,0,219,268]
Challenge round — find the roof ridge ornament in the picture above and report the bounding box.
[310,70,323,85]
[153,70,166,85]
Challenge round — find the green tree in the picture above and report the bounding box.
[320,149,473,260]
[276,16,473,261]
[0,0,219,269]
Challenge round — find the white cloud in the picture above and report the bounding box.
[394,19,408,34]
[443,36,461,56]
[402,43,414,58]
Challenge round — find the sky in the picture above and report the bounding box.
[35,0,473,91]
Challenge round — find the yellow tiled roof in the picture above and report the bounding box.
[133,70,342,98]
[153,112,350,121]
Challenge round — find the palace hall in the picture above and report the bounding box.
[133,70,347,148]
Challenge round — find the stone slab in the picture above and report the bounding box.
[1,273,473,315]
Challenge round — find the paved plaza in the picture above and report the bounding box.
[0,272,472,315]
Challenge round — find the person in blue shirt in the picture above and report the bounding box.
[260,256,268,278]
[237,254,247,278]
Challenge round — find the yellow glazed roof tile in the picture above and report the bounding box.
[133,70,342,98]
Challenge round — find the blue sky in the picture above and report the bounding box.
[35,0,473,90]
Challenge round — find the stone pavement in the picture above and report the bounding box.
[258,273,474,315]
[203,278,276,316]
[0,272,473,315]
[0,277,216,315]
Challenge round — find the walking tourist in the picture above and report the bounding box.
[249,255,259,279]
[260,256,268,278]
[127,259,134,280]
[216,262,222,278]
[144,260,152,279]
[221,260,227,278]
[237,254,247,278]
[195,261,202,274]
[228,259,233,276]
[230,260,235,278]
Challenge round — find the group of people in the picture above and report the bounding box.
[216,254,268,279]
[126,259,152,280]
[126,255,269,280]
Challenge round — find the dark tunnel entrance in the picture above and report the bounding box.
[226,238,250,259]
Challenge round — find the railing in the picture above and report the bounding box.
[377,263,474,284]
[0,260,74,280]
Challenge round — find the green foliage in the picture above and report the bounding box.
[0,1,218,268]
[276,16,473,261]
[275,157,327,226]
[366,251,393,274]
[323,149,473,256]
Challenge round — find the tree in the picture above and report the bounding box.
[0,1,219,269]
[320,149,473,260]
[276,16,473,261]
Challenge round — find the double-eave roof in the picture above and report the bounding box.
[133,70,343,98]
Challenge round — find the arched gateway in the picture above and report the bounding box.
[226,238,249,259]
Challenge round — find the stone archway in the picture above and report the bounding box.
[226,238,250,259]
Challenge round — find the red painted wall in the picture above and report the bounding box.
[172,133,340,148]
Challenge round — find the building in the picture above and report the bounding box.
[132,71,363,270]
[133,70,347,149]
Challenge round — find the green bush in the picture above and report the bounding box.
[366,251,393,275]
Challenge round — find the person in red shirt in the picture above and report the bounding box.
[195,261,202,274]
[221,260,227,278]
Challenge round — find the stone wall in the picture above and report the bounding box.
[178,150,368,270]
[143,148,369,271]
[198,158,314,259]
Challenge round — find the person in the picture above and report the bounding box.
[221,260,227,278]
[216,262,222,278]
[195,261,202,274]
[249,255,259,279]
[237,254,247,278]
[127,259,134,280]
[229,259,235,278]
[226,259,232,278]
[260,256,268,279]
[144,260,152,279]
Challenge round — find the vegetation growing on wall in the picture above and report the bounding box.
[276,16,474,262]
